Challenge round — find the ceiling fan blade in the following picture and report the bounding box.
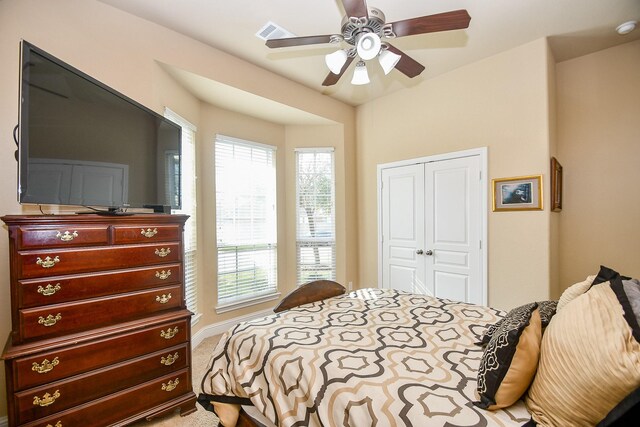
[322,56,355,86]
[266,34,336,48]
[385,45,425,78]
[390,9,471,38]
[340,0,369,18]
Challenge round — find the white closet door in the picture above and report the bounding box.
[381,155,483,305]
[381,164,426,294]
[425,155,482,304]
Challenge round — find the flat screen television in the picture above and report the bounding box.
[17,41,181,213]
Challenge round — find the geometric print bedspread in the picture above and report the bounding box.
[201,288,531,426]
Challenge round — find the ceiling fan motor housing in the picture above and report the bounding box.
[341,7,392,46]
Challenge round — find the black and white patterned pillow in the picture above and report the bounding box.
[476,302,541,410]
[537,300,557,328]
[478,300,557,347]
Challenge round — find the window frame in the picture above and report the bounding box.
[295,147,336,286]
[163,108,199,325]
[214,134,280,313]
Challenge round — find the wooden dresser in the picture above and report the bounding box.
[1,214,197,426]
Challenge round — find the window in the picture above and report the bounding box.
[215,135,278,311]
[164,108,198,323]
[295,148,336,285]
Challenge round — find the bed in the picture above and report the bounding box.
[198,282,532,426]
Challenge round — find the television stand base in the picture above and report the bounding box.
[76,207,134,216]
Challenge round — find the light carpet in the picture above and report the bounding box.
[130,335,221,427]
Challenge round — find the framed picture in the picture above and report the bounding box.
[492,175,543,211]
[550,157,563,212]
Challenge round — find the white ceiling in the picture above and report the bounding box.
[99,0,640,110]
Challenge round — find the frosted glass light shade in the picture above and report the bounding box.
[356,33,381,60]
[351,61,369,85]
[379,49,401,75]
[325,49,348,74]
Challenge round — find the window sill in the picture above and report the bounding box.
[191,312,202,327]
[215,291,281,314]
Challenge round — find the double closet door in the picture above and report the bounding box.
[380,154,484,305]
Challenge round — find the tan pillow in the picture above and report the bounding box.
[525,281,640,426]
[476,304,542,410]
[556,274,595,311]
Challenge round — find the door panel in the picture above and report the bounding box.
[434,271,469,302]
[425,156,481,304]
[381,165,424,294]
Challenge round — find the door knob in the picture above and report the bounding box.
[416,249,423,255]
[425,250,433,256]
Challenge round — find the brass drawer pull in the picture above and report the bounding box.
[38,313,62,327]
[38,283,61,296]
[56,230,78,241]
[141,228,158,238]
[155,248,171,258]
[160,326,179,339]
[161,378,179,392]
[46,422,62,427]
[155,270,171,280]
[161,352,179,366]
[155,293,172,304]
[36,256,60,268]
[32,357,60,374]
[33,390,60,407]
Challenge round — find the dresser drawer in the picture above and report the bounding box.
[18,263,182,308]
[20,369,192,427]
[113,224,182,244]
[14,344,189,424]
[16,225,110,250]
[11,317,189,390]
[18,285,183,341]
[18,242,182,279]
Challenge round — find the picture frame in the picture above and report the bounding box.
[492,175,543,211]
[550,157,563,212]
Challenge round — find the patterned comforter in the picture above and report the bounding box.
[200,288,531,426]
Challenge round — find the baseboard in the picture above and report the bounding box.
[191,308,274,349]
[0,416,7,427]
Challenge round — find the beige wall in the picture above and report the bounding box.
[0,0,356,417]
[547,43,561,299]
[556,40,640,289]
[356,39,554,310]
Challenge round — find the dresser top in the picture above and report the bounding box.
[2,213,189,226]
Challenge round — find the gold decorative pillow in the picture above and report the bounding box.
[476,303,543,410]
[525,277,640,426]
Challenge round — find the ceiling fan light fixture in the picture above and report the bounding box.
[379,49,401,75]
[356,32,382,60]
[325,49,348,74]
[351,61,370,85]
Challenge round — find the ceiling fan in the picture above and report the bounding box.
[265,0,471,86]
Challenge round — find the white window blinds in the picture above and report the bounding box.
[295,148,336,285]
[215,135,278,306]
[164,108,198,321]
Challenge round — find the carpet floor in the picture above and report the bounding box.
[130,335,222,427]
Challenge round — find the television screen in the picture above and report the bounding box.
[18,41,181,211]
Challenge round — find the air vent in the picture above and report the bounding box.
[256,21,295,40]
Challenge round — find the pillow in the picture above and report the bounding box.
[477,318,504,346]
[525,276,640,426]
[557,275,595,311]
[623,279,640,323]
[476,302,542,410]
[477,300,557,347]
[536,300,558,328]
[591,265,631,287]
